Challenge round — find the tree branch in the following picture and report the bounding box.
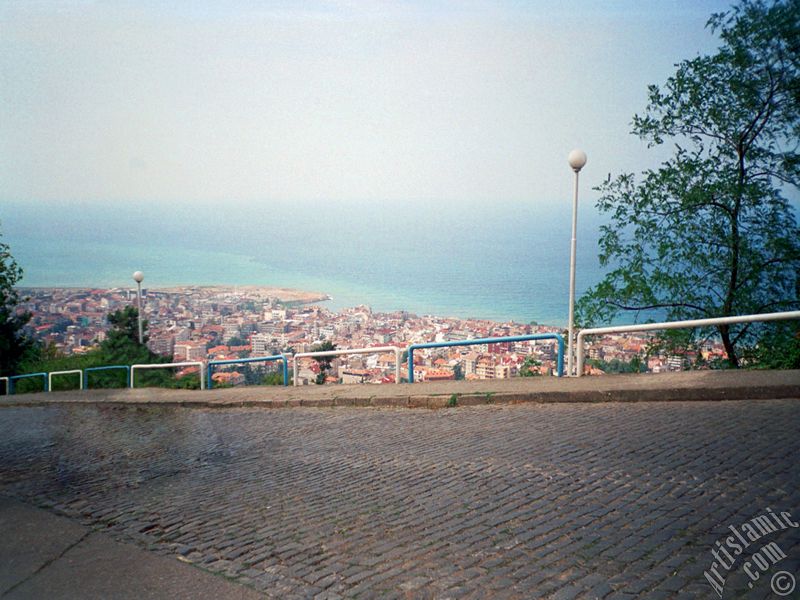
[606,301,712,314]
[734,257,800,293]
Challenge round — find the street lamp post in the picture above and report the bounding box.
[132,271,144,345]
[567,149,587,376]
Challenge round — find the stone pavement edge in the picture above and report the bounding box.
[0,496,262,600]
[1,369,799,409]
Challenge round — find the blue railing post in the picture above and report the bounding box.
[407,334,565,383]
[554,333,565,379]
[8,372,48,395]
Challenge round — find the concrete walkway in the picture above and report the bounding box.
[0,496,262,599]
[1,369,798,408]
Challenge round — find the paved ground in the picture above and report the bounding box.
[1,398,799,599]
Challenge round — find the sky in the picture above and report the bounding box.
[0,0,736,210]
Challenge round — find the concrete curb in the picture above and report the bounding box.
[0,496,264,599]
[1,370,798,409]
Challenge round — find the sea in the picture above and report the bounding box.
[3,199,615,327]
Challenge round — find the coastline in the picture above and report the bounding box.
[5,225,586,327]
[18,284,557,327]
[20,285,332,309]
[156,285,331,305]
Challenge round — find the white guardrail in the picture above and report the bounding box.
[293,346,403,386]
[576,310,800,377]
[48,369,84,391]
[131,361,206,390]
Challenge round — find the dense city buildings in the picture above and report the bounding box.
[18,286,729,385]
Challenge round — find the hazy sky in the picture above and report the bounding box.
[1,0,734,208]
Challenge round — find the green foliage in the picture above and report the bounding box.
[587,356,647,374]
[742,320,800,369]
[171,373,201,389]
[311,341,336,384]
[447,393,458,407]
[519,356,542,377]
[15,306,200,392]
[226,335,245,347]
[311,340,336,359]
[0,225,34,378]
[453,363,464,380]
[578,0,800,368]
[99,308,198,388]
[262,371,289,386]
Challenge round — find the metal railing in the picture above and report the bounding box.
[207,355,290,388]
[48,369,84,391]
[293,346,402,386]
[84,365,132,388]
[407,334,565,383]
[576,310,800,377]
[8,310,794,393]
[7,372,48,394]
[131,361,206,390]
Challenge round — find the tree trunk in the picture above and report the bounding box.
[718,324,740,368]
[719,145,746,368]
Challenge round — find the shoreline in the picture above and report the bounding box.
[18,285,560,328]
[19,285,332,307]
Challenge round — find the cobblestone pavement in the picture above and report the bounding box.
[1,401,798,599]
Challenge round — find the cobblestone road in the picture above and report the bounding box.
[1,401,798,599]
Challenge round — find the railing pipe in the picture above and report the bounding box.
[407,334,565,383]
[48,369,84,391]
[8,372,49,395]
[576,310,800,377]
[131,361,206,390]
[293,346,403,386]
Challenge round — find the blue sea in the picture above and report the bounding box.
[3,199,611,326]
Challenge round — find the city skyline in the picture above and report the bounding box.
[21,285,719,384]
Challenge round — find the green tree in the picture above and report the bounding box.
[15,304,202,392]
[97,307,188,388]
[453,363,464,380]
[587,356,647,374]
[101,306,152,364]
[263,370,289,386]
[743,320,800,368]
[311,340,336,384]
[0,227,34,378]
[578,0,800,368]
[519,356,542,377]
